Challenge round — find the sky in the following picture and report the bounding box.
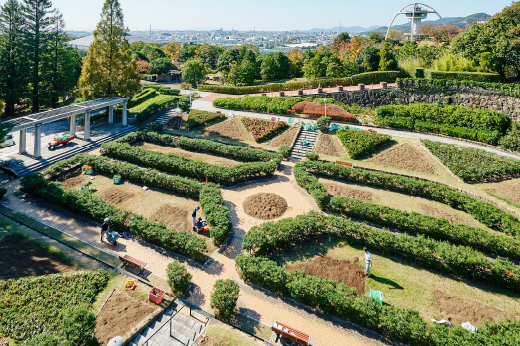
[18,0,515,32]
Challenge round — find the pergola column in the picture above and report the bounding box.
[122,102,127,126]
[34,124,42,158]
[108,105,114,124]
[84,111,91,141]
[18,129,26,154]
[70,115,76,136]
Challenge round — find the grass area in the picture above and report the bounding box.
[485,190,520,209]
[269,234,520,322]
[206,324,264,346]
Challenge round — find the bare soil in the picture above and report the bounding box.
[164,112,183,130]
[243,193,288,220]
[203,118,246,141]
[285,255,366,296]
[55,167,88,190]
[95,289,157,345]
[369,144,438,175]
[151,205,190,230]
[434,290,519,327]
[314,134,341,157]
[197,336,227,346]
[269,125,300,148]
[487,178,520,205]
[418,203,474,226]
[101,187,135,206]
[0,234,75,280]
[324,183,373,202]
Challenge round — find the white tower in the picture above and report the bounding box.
[386,3,442,41]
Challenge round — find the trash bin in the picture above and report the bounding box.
[370,290,384,305]
[85,166,93,175]
[113,175,121,184]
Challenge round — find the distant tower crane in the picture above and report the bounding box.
[386,3,442,41]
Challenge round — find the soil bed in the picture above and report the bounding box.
[285,255,366,296]
[197,336,228,346]
[369,143,438,175]
[243,193,288,220]
[314,134,341,157]
[164,112,183,130]
[434,290,519,327]
[418,203,474,226]
[269,125,300,148]
[203,118,246,141]
[486,178,520,205]
[95,289,157,345]
[324,182,373,202]
[0,234,75,280]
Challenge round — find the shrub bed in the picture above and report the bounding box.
[210,279,240,320]
[167,261,192,295]
[130,95,181,123]
[422,140,520,183]
[294,160,520,238]
[143,85,181,95]
[498,122,520,153]
[423,70,501,83]
[186,110,225,129]
[0,271,109,341]
[213,95,300,115]
[241,117,288,142]
[128,89,157,108]
[336,128,391,159]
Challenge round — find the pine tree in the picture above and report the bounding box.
[23,0,55,113]
[78,0,139,98]
[0,0,28,117]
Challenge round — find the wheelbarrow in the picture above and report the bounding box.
[103,229,120,246]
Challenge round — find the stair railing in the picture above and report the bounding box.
[144,304,185,346]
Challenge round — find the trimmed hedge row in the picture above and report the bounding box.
[20,173,208,258]
[130,95,181,123]
[242,211,520,291]
[213,95,300,115]
[336,128,391,159]
[143,85,181,95]
[294,160,520,238]
[351,71,400,85]
[186,110,225,129]
[423,69,501,83]
[330,196,520,260]
[397,78,520,98]
[128,89,157,108]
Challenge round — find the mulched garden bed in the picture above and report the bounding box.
[243,193,288,220]
[203,118,246,141]
[164,114,182,130]
[324,183,373,202]
[369,143,438,175]
[269,125,300,148]
[314,134,341,157]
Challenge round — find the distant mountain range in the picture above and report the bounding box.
[308,25,380,33]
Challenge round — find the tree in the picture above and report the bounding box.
[217,48,241,73]
[260,54,277,81]
[332,32,350,48]
[386,29,403,41]
[356,47,380,72]
[378,42,397,71]
[181,59,206,86]
[287,50,303,77]
[225,61,241,86]
[23,0,55,113]
[162,40,181,60]
[136,59,149,73]
[326,53,347,77]
[304,52,327,80]
[240,59,256,85]
[0,0,28,117]
[129,40,147,53]
[78,0,140,98]
[149,57,173,75]
[368,31,384,43]
[143,46,166,62]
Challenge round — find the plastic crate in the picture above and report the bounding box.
[113,175,121,184]
[148,287,165,305]
[85,166,93,175]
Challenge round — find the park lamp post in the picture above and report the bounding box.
[189,86,192,110]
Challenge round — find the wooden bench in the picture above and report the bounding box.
[119,255,146,274]
[250,146,263,150]
[272,321,310,346]
[336,160,353,168]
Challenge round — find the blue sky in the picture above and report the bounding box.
[42,0,513,31]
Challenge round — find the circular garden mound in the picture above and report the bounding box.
[243,193,288,220]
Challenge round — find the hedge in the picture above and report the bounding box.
[213,95,301,115]
[397,78,520,98]
[143,85,181,95]
[336,128,391,159]
[210,279,240,320]
[422,140,520,183]
[351,70,400,85]
[129,95,181,123]
[423,70,501,83]
[128,89,157,108]
[294,160,520,238]
[330,196,520,260]
[186,110,225,129]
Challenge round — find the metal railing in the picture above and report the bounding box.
[144,304,185,346]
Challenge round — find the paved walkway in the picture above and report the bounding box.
[0,159,393,346]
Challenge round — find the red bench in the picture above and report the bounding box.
[119,255,146,274]
[336,160,353,168]
[272,321,310,346]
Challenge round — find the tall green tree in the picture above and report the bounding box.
[181,59,206,86]
[378,42,397,71]
[78,0,139,98]
[23,0,55,113]
[0,0,28,117]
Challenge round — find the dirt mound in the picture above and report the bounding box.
[152,205,190,231]
[419,203,473,226]
[270,125,300,147]
[101,187,135,206]
[314,134,341,157]
[286,255,366,296]
[56,168,86,190]
[487,178,520,205]
[95,289,157,345]
[198,336,227,346]
[203,118,245,141]
[369,144,438,175]
[287,101,356,122]
[243,193,288,220]
[434,290,519,327]
[324,183,373,202]
[0,234,75,280]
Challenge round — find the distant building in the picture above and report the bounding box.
[387,3,442,41]
[67,33,158,50]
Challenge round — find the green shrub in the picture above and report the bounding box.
[141,74,156,82]
[180,82,191,90]
[59,305,97,346]
[211,279,239,320]
[200,183,232,246]
[213,95,300,115]
[306,152,319,161]
[336,128,390,159]
[178,96,191,111]
[498,122,520,152]
[186,110,225,129]
[423,140,520,183]
[317,116,331,132]
[424,69,501,83]
[143,85,181,96]
[397,78,520,98]
[277,145,291,158]
[148,121,164,131]
[167,261,192,295]
[128,89,157,108]
[351,70,400,85]
[131,95,180,123]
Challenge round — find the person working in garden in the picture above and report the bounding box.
[192,206,200,230]
[361,247,373,277]
[101,218,110,241]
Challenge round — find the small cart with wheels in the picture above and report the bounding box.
[48,133,74,150]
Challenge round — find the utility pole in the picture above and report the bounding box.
[340,21,342,33]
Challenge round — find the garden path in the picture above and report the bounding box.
[0,159,393,346]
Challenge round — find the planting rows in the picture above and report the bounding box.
[422,140,520,183]
[336,128,391,159]
[241,117,288,142]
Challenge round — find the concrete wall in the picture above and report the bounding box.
[306,88,520,123]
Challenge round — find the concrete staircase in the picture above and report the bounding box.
[290,129,318,157]
[130,306,207,346]
[156,108,178,126]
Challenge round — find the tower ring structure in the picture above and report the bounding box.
[386,3,442,41]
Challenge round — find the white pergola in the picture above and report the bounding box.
[2,97,129,158]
